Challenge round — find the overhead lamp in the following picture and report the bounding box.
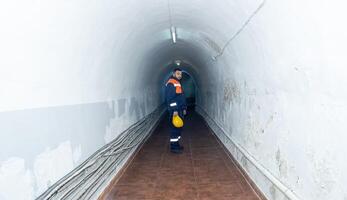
[170,26,177,44]
[175,60,181,66]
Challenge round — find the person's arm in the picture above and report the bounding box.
[165,83,178,114]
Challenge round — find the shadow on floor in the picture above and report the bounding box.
[99,110,261,200]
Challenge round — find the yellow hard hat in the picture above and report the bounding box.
[172,115,184,128]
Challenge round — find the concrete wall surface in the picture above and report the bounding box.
[1,0,347,199]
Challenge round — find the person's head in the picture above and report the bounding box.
[172,68,183,80]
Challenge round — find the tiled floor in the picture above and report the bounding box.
[100,111,261,200]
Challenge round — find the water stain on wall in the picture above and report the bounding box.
[200,33,222,53]
[244,112,262,150]
[240,155,249,170]
[129,97,140,119]
[0,158,34,200]
[33,141,75,196]
[269,184,277,199]
[117,99,126,117]
[276,149,288,178]
[223,79,240,105]
[306,146,337,198]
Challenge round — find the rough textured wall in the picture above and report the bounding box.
[0,1,166,199]
[197,1,347,200]
[1,0,347,199]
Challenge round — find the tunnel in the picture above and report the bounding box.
[0,0,346,200]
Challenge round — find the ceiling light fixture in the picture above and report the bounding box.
[170,26,177,44]
[175,60,181,66]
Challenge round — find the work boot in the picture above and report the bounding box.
[178,142,184,150]
[177,136,184,150]
[170,143,182,154]
[170,148,182,154]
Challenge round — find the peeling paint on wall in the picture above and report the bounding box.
[0,94,159,199]
[72,145,82,165]
[306,146,338,199]
[104,94,155,144]
[0,158,34,200]
[33,141,75,196]
[117,99,127,117]
[276,149,288,178]
[223,78,240,105]
[36,106,165,199]
[1,0,347,199]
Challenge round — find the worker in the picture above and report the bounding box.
[165,67,187,154]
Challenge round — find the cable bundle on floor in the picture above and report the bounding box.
[36,105,165,200]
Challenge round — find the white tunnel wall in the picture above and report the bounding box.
[147,0,347,199]
[1,0,347,200]
[0,1,170,198]
[193,1,347,200]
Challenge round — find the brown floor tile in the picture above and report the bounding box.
[100,112,262,200]
[190,138,220,149]
[198,182,250,200]
[154,182,198,200]
[195,170,237,185]
[238,178,256,193]
[161,155,193,171]
[191,147,223,160]
[143,137,168,148]
[232,194,261,200]
[188,134,213,141]
[158,168,195,183]
[193,152,239,185]
[193,158,229,170]
[106,183,156,200]
[117,161,159,185]
[198,183,233,200]
[132,148,164,163]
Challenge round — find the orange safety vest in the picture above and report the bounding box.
[166,78,183,94]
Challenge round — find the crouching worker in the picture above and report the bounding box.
[165,68,187,154]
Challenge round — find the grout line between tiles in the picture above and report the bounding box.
[151,130,167,199]
[189,132,201,200]
[213,131,263,200]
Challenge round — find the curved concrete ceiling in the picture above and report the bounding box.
[0,0,264,110]
[1,0,347,200]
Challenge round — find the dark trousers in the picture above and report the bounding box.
[168,110,184,149]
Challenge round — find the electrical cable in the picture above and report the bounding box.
[212,0,267,61]
[36,106,165,200]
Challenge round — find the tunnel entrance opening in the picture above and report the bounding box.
[180,71,196,110]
